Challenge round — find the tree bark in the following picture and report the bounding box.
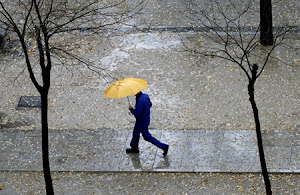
[248,80,272,195]
[41,91,54,195]
[260,0,274,45]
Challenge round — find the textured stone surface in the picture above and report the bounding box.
[1,129,299,173]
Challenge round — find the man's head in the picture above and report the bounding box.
[135,91,142,97]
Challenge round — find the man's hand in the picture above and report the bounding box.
[129,105,133,110]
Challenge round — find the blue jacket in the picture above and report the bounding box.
[130,92,152,126]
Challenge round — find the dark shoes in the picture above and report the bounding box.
[126,148,139,154]
[163,145,169,156]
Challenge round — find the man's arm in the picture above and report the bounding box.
[129,100,143,118]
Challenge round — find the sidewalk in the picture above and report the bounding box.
[1,129,299,173]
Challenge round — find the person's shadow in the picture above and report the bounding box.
[127,153,170,170]
[127,153,142,169]
[154,156,170,170]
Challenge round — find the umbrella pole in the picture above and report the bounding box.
[127,96,130,106]
[127,96,132,115]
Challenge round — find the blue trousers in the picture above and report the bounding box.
[130,124,168,150]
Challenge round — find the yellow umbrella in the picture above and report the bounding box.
[105,78,148,103]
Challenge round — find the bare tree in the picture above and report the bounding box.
[184,0,298,194]
[0,0,146,194]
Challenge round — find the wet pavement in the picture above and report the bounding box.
[0,1,299,194]
[1,128,300,173]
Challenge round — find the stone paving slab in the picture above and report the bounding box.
[0,129,299,173]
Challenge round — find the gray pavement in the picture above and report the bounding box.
[1,128,300,173]
[0,0,299,194]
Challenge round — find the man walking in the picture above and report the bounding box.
[126,91,169,156]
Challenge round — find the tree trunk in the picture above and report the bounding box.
[248,80,272,195]
[260,0,274,45]
[41,91,54,195]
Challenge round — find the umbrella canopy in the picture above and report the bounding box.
[105,78,148,99]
